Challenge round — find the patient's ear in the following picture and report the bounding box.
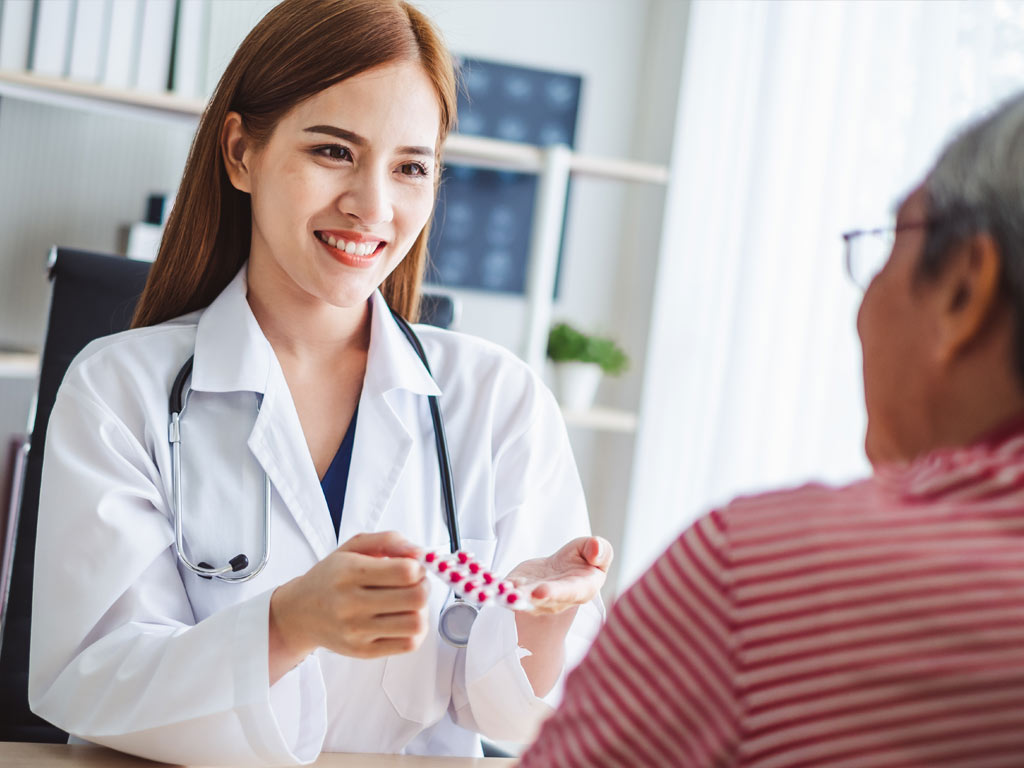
[221,112,254,193]
[935,232,1003,364]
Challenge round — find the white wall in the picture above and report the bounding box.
[0,99,194,350]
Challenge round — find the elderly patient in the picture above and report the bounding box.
[521,93,1024,767]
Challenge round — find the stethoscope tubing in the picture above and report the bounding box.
[389,311,461,555]
[169,355,270,582]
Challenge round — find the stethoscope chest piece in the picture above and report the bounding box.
[439,597,479,648]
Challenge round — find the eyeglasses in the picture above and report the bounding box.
[842,221,931,290]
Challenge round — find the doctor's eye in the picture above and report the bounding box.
[314,144,353,162]
[399,161,430,178]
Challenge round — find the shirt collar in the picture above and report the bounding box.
[364,290,442,398]
[190,267,440,398]
[191,266,274,394]
[970,410,1024,449]
[877,412,1024,501]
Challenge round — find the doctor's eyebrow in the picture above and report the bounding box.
[302,125,434,158]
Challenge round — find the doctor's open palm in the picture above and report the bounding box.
[268,531,429,681]
[508,536,613,615]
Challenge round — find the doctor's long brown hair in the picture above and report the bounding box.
[132,0,457,328]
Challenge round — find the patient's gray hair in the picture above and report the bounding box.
[923,92,1024,381]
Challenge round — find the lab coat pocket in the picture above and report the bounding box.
[381,630,449,726]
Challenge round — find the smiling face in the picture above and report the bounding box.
[224,60,441,313]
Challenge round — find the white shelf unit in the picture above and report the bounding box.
[0,70,668,433]
[0,352,38,379]
[561,407,637,433]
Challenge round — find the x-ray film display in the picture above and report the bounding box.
[427,58,582,294]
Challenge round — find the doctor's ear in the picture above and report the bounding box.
[221,112,255,194]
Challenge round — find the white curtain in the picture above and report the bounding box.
[619,0,1024,588]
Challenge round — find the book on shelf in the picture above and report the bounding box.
[134,0,173,92]
[170,0,208,99]
[0,0,34,71]
[30,0,74,77]
[101,0,140,90]
[68,0,111,83]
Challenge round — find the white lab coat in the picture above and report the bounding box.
[29,267,602,766]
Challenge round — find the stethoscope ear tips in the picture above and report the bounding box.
[194,555,249,579]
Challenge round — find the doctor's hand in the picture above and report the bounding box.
[506,536,613,616]
[268,531,429,682]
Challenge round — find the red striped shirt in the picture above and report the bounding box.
[521,431,1024,767]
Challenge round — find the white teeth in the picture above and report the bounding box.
[319,233,381,256]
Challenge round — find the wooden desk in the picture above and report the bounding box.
[0,743,519,767]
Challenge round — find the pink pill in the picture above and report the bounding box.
[482,572,494,584]
[450,571,463,583]
[438,561,448,572]
[425,552,436,563]
[457,551,470,564]
[506,593,518,604]
[468,562,481,574]
[497,582,507,595]
[477,592,489,603]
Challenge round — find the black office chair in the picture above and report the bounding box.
[0,247,457,743]
[0,248,150,743]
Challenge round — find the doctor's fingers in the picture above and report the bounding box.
[327,610,428,658]
[340,552,426,587]
[364,636,425,658]
[359,581,430,613]
[339,530,423,560]
[365,609,430,641]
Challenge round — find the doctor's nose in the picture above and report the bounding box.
[340,167,394,226]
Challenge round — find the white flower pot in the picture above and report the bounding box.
[554,361,603,411]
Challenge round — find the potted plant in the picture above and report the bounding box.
[547,322,629,410]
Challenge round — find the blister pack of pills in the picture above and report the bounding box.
[421,550,534,611]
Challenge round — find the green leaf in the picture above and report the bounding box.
[547,322,629,375]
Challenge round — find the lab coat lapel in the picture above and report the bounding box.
[191,267,337,561]
[248,363,337,560]
[337,292,441,543]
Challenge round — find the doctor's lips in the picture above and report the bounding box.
[315,230,387,262]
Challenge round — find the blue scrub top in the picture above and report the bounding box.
[321,406,359,538]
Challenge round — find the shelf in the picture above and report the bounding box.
[443,133,669,184]
[561,407,637,433]
[0,69,205,124]
[0,348,636,432]
[0,352,40,379]
[0,70,669,184]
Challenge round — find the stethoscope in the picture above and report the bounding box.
[168,306,480,647]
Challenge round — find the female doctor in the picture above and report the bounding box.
[28,0,610,764]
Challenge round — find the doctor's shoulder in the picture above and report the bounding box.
[54,311,202,437]
[412,324,564,433]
